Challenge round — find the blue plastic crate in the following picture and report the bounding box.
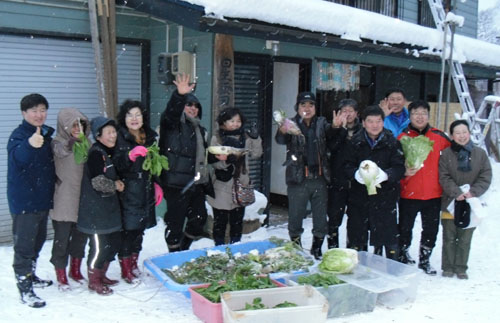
[144,240,278,298]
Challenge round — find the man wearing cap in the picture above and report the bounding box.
[275,91,336,259]
[7,93,55,308]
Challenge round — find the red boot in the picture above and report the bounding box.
[130,253,141,278]
[88,267,113,296]
[55,268,71,291]
[119,257,138,284]
[101,262,119,286]
[69,257,85,283]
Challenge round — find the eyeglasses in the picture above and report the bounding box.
[126,113,143,119]
[186,102,199,108]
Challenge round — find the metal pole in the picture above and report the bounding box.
[88,0,107,116]
[445,22,456,131]
[437,22,448,129]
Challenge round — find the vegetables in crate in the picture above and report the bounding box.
[242,298,298,310]
[195,275,277,303]
[297,273,344,288]
[400,135,434,170]
[318,248,358,274]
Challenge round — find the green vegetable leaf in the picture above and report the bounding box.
[400,135,434,169]
[73,133,90,164]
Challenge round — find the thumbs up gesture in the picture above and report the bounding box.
[28,127,44,148]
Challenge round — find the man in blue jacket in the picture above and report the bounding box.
[379,87,410,137]
[7,93,55,308]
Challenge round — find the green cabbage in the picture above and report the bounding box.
[400,135,434,169]
[318,248,358,274]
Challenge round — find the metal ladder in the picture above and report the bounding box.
[427,0,483,145]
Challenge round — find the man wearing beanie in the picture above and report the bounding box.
[275,91,336,259]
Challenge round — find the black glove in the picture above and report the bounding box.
[226,154,238,164]
[245,122,259,139]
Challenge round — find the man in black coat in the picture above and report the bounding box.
[327,99,362,249]
[159,74,211,252]
[343,105,405,259]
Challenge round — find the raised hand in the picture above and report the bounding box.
[173,73,195,95]
[28,127,44,148]
[379,98,391,116]
[332,110,347,128]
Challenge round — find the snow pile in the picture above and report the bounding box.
[186,0,500,67]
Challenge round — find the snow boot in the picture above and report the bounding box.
[17,274,46,308]
[119,257,138,284]
[290,236,302,248]
[69,257,85,283]
[180,236,194,250]
[310,237,324,260]
[418,246,437,275]
[55,268,71,291]
[230,235,242,244]
[213,237,226,246]
[327,233,339,249]
[385,244,399,261]
[31,261,53,288]
[398,246,416,264]
[101,262,119,286]
[88,267,113,296]
[130,253,141,278]
[374,246,383,256]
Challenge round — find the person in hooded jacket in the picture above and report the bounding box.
[50,108,90,290]
[343,105,405,259]
[77,117,124,296]
[113,99,161,283]
[159,74,213,252]
[327,99,362,249]
[7,93,55,308]
[207,107,262,245]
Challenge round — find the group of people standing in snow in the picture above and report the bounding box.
[276,87,492,280]
[7,79,491,309]
[7,74,262,308]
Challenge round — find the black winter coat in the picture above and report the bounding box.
[343,129,405,246]
[329,121,362,190]
[159,90,209,190]
[77,143,122,235]
[275,115,335,185]
[113,126,158,231]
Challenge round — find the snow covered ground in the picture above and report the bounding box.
[1,162,499,322]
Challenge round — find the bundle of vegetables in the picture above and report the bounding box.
[296,273,344,288]
[73,132,91,164]
[242,298,297,310]
[195,275,277,303]
[318,248,358,274]
[163,242,313,284]
[400,135,434,169]
[142,142,169,177]
[273,110,302,136]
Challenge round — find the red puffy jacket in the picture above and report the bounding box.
[398,125,451,200]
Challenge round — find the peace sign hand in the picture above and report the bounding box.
[173,73,195,95]
[332,110,347,128]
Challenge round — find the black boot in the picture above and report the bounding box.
[418,246,437,275]
[327,233,339,249]
[310,237,324,260]
[31,261,53,288]
[213,237,226,246]
[16,274,46,308]
[374,246,383,256]
[385,244,399,261]
[290,236,302,248]
[398,245,416,264]
[180,236,194,250]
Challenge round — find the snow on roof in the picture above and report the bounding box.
[186,0,500,68]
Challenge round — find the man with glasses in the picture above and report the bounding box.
[397,100,451,275]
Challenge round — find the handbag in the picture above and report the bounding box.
[454,199,471,228]
[232,177,255,207]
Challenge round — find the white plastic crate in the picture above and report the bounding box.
[221,285,328,323]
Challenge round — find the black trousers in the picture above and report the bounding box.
[212,207,245,244]
[87,231,121,269]
[118,229,144,258]
[50,220,88,269]
[12,211,48,276]
[398,198,441,249]
[327,186,349,239]
[164,184,208,248]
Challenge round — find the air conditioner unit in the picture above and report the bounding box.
[157,51,196,85]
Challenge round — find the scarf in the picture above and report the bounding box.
[451,140,473,172]
[297,117,319,172]
[185,115,208,184]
